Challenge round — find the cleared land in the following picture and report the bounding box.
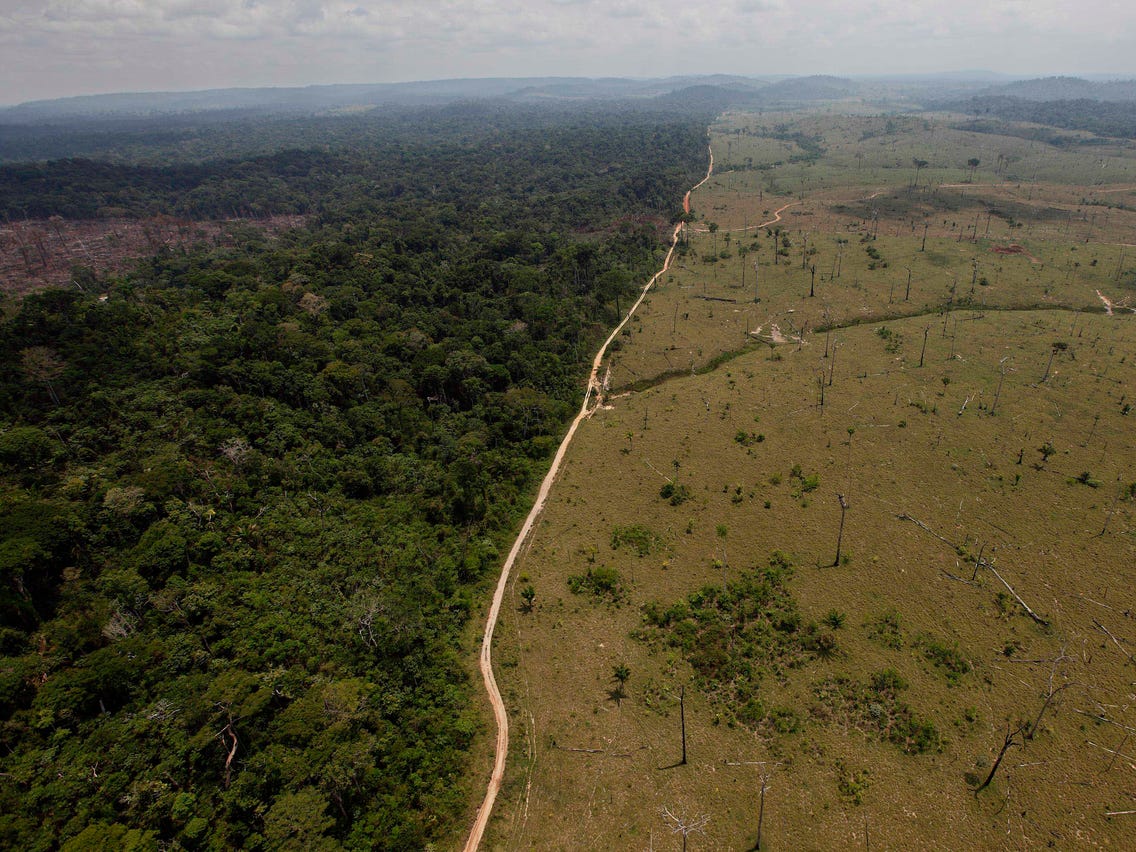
[483,109,1136,849]
[0,214,304,300]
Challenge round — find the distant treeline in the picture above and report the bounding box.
[934,96,1136,141]
[0,101,711,220]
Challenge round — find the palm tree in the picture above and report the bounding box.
[611,664,631,704]
[912,158,929,188]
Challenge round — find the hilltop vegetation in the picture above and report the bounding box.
[977,76,1136,102]
[936,96,1136,140]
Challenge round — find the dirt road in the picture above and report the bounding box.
[461,145,714,852]
[689,199,798,234]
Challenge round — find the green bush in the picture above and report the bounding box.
[659,481,691,505]
[567,566,625,602]
[611,524,660,557]
[916,635,972,684]
[867,609,903,649]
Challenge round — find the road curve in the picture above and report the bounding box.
[461,144,714,852]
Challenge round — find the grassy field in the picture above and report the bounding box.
[480,109,1136,850]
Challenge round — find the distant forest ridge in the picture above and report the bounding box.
[15,72,1134,123]
[0,76,783,121]
[933,96,1136,140]
[5,74,1136,167]
[0,76,879,165]
[974,76,1136,102]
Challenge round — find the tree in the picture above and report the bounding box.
[967,157,981,181]
[662,807,709,852]
[974,723,1027,796]
[20,345,64,406]
[520,584,536,612]
[831,493,849,567]
[611,663,631,704]
[262,787,338,850]
[1040,341,1068,383]
[911,158,929,188]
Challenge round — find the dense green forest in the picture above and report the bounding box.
[0,102,709,849]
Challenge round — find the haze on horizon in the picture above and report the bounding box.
[1,0,1134,106]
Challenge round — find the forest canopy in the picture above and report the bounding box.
[0,101,709,849]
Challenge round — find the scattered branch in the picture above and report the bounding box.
[984,562,1049,627]
[553,745,605,754]
[897,513,1047,625]
[1093,619,1134,665]
[896,513,955,548]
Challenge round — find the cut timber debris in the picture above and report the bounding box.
[896,513,1049,627]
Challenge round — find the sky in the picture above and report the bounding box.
[1,0,1134,105]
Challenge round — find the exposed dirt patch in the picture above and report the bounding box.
[992,244,1026,255]
[0,214,305,298]
[991,243,1041,263]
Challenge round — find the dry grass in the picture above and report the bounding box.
[481,109,1136,850]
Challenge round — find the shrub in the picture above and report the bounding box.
[823,609,847,629]
[659,481,691,505]
[867,609,903,649]
[567,566,625,602]
[611,524,659,556]
[916,635,971,684]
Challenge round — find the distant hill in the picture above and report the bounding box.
[755,75,859,102]
[0,79,590,122]
[1,77,768,122]
[0,74,858,125]
[977,76,1136,102]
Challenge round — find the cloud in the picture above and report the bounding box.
[1,0,1134,103]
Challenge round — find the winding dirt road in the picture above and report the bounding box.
[461,145,715,852]
[688,199,798,234]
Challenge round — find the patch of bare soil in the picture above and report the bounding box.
[990,243,1041,263]
[0,214,305,297]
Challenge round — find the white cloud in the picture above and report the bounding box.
[0,0,1133,103]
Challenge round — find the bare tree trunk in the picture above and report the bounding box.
[975,723,1025,795]
[832,493,848,567]
[680,685,687,765]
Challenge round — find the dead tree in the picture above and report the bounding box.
[214,707,240,789]
[755,764,776,850]
[990,357,1009,415]
[679,685,688,765]
[974,722,1027,795]
[20,346,64,406]
[1027,646,1073,739]
[1040,341,1067,383]
[1098,478,1124,537]
[832,493,849,567]
[662,807,709,852]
